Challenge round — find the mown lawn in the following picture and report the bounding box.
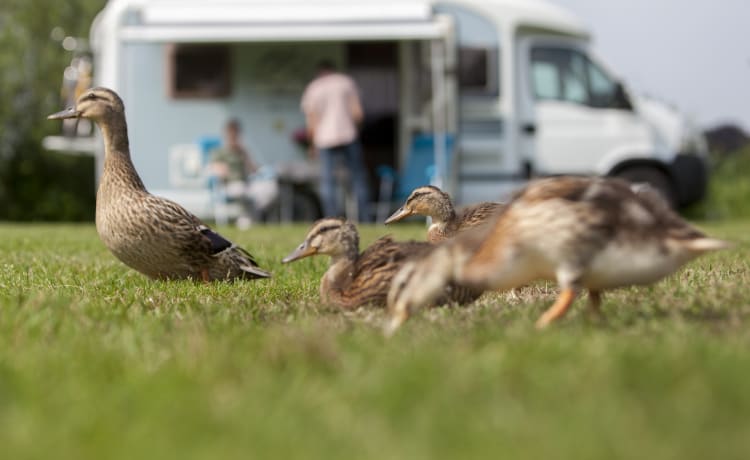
[0,221,749,459]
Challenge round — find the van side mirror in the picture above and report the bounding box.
[613,82,633,110]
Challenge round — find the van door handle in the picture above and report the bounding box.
[522,123,536,135]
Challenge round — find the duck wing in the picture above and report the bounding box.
[143,194,270,279]
[354,236,433,277]
[456,201,504,231]
[334,236,433,308]
[199,225,233,254]
[629,181,729,252]
[197,225,271,279]
[512,176,724,255]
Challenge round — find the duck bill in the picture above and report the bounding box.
[47,107,81,120]
[281,242,317,263]
[384,207,412,224]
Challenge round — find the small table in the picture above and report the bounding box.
[274,160,321,222]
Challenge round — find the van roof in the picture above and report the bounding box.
[92,0,588,46]
[466,0,588,38]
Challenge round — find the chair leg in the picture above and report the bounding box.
[376,177,394,224]
[213,192,228,226]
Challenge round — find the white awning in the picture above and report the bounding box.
[141,2,431,25]
[120,22,446,43]
[119,0,446,43]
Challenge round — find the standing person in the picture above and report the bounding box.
[209,119,260,228]
[301,59,370,222]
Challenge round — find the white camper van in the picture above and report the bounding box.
[47,0,708,219]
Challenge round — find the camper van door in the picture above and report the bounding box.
[521,37,650,175]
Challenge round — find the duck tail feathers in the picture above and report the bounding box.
[240,264,272,279]
[227,246,271,279]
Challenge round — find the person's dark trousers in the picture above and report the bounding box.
[319,141,371,222]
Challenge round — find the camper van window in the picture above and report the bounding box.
[434,3,500,97]
[563,52,588,104]
[168,44,231,98]
[532,62,560,99]
[587,60,618,108]
[531,47,619,109]
[457,47,498,96]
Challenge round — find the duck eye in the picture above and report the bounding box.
[84,93,97,101]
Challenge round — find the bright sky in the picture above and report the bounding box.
[551,0,750,131]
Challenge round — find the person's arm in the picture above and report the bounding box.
[305,111,318,142]
[349,86,364,125]
[302,92,319,159]
[301,85,319,159]
[210,162,229,179]
[304,112,319,159]
[241,146,259,175]
[208,149,230,179]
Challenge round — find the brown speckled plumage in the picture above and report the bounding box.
[49,87,270,281]
[282,218,476,310]
[385,185,503,243]
[385,176,729,333]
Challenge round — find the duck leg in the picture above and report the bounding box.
[535,287,577,329]
[384,307,410,337]
[201,268,211,283]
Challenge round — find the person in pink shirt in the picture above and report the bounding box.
[301,60,370,222]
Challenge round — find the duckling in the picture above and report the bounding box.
[385,185,503,243]
[282,218,478,310]
[386,176,729,333]
[48,87,270,281]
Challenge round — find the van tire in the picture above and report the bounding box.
[614,166,677,208]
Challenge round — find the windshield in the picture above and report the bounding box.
[531,46,621,109]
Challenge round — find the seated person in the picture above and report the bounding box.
[209,119,277,226]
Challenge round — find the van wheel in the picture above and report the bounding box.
[615,166,677,208]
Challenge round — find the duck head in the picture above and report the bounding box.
[48,87,125,122]
[385,185,452,224]
[282,218,359,263]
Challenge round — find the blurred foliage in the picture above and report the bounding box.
[684,145,750,221]
[0,0,106,221]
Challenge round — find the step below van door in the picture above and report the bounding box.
[457,111,522,203]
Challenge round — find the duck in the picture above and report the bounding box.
[385,176,729,333]
[384,185,503,243]
[282,218,478,310]
[48,87,270,281]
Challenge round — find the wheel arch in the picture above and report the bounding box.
[606,159,680,207]
[606,158,675,182]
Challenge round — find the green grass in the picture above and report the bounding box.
[1,221,749,459]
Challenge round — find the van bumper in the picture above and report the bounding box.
[670,153,708,206]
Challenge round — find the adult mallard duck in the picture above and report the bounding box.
[386,176,729,333]
[384,185,503,243]
[282,218,478,310]
[48,87,270,281]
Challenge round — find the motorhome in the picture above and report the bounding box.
[46,0,709,220]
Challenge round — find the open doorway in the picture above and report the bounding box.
[346,42,399,198]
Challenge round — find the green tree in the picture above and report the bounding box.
[0,0,106,221]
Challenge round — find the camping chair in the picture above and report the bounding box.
[198,135,243,226]
[375,134,455,221]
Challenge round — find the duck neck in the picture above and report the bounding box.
[323,244,359,289]
[431,201,456,227]
[99,114,145,191]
